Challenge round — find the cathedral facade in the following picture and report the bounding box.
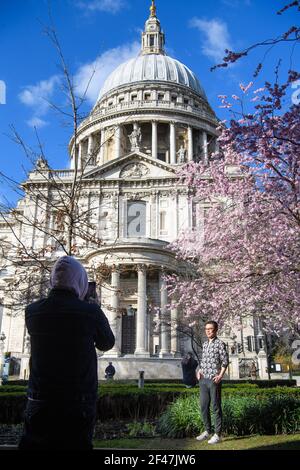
[0,1,268,380]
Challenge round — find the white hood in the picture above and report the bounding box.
[50,256,88,301]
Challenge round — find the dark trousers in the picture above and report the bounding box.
[18,398,96,451]
[200,379,222,435]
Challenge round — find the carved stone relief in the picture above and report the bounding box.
[120,162,150,179]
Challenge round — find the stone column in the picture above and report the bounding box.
[0,337,5,386]
[170,122,176,165]
[87,134,94,162]
[70,146,75,170]
[135,265,150,357]
[98,130,105,165]
[257,351,269,379]
[214,138,220,155]
[115,125,122,159]
[159,270,171,357]
[170,307,180,357]
[78,142,83,170]
[152,121,158,159]
[188,126,193,161]
[201,131,208,164]
[106,267,121,357]
[230,354,240,379]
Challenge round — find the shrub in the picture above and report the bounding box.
[0,424,24,445]
[158,395,203,438]
[158,394,300,437]
[126,421,157,438]
[2,380,28,387]
[0,386,27,394]
[223,386,300,399]
[1,381,299,425]
[97,391,181,421]
[5,378,296,389]
[0,394,27,424]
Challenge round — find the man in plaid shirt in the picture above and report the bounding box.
[196,321,229,444]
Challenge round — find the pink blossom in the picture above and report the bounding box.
[240,81,254,93]
[169,71,300,337]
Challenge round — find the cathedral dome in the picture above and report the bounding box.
[97,1,206,102]
[98,54,206,100]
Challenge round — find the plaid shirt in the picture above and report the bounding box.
[200,337,229,379]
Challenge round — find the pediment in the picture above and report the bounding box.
[82,151,177,181]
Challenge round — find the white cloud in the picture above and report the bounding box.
[26,117,49,129]
[222,0,251,7]
[19,41,140,127]
[74,41,140,104]
[190,17,233,62]
[19,76,60,114]
[19,76,60,127]
[76,0,127,14]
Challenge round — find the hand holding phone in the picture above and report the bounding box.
[85,282,99,304]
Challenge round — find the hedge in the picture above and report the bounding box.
[0,394,27,425]
[6,379,297,388]
[1,383,300,425]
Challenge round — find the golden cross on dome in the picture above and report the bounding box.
[150,0,157,17]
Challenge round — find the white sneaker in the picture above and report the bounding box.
[208,434,221,444]
[196,431,210,441]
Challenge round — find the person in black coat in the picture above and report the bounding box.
[181,352,198,388]
[105,362,116,380]
[18,256,115,451]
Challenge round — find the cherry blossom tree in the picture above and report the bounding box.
[167,70,300,338]
[212,1,300,76]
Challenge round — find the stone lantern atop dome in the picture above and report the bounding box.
[142,0,165,55]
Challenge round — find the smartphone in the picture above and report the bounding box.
[85,281,97,302]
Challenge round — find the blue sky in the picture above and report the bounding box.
[0,0,299,205]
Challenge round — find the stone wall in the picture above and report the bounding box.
[98,357,183,380]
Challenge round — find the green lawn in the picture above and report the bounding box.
[94,434,300,451]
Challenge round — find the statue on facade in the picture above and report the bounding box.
[250,361,258,380]
[24,335,31,355]
[36,157,49,171]
[129,126,142,151]
[177,145,186,164]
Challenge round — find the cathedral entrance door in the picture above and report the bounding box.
[121,307,137,355]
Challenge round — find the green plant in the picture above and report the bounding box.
[157,395,203,438]
[1,382,299,425]
[0,386,27,394]
[0,394,27,424]
[158,394,300,438]
[126,421,157,438]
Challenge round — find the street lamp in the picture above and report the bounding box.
[0,332,6,386]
